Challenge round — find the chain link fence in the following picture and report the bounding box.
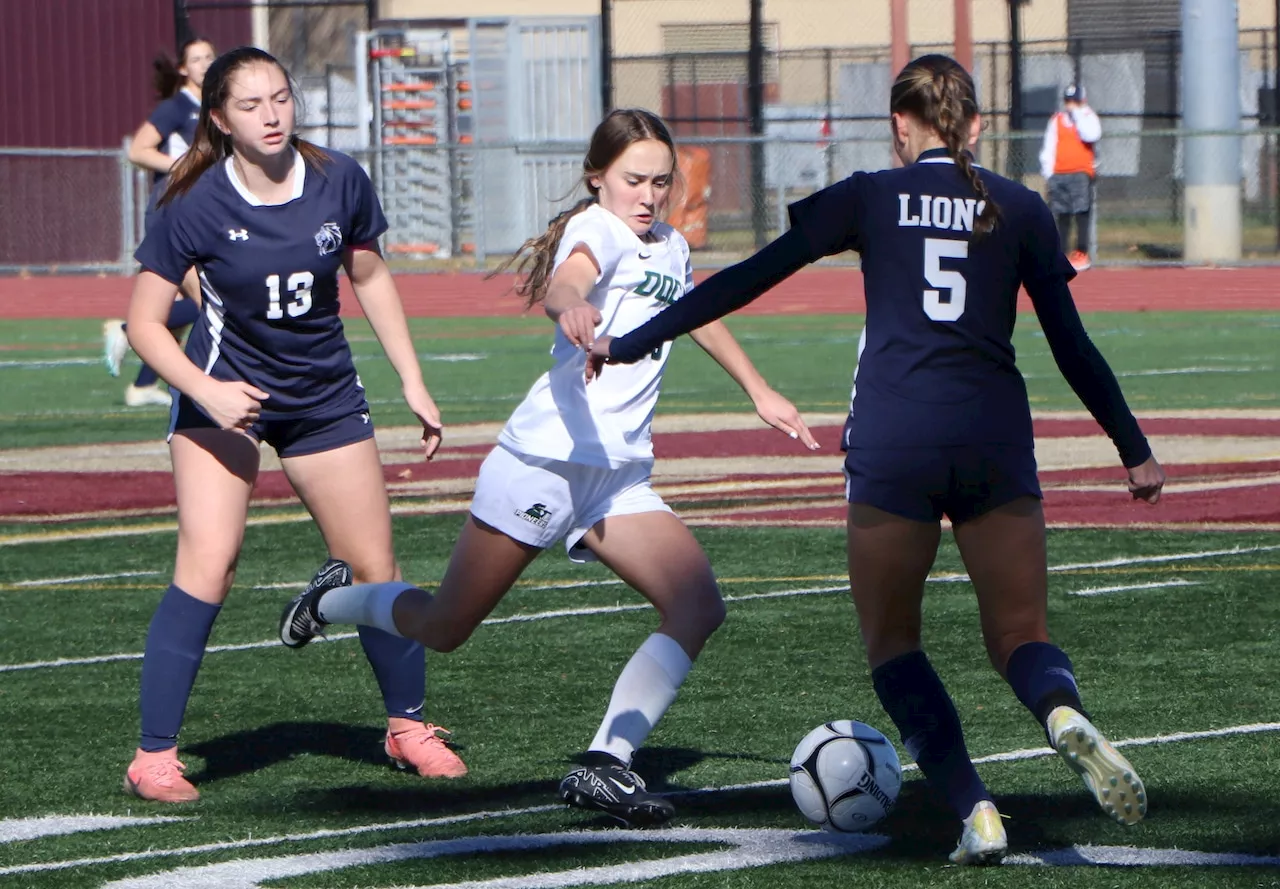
[4,130,1279,273]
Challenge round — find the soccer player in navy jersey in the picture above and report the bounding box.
[105,38,218,407]
[121,46,464,802]
[588,55,1166,863]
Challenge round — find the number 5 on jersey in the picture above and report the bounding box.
[266,272,314,320]
[923,238,966,322]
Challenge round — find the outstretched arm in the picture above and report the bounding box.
[1026,274,1164,502]
[598,226,815,368]
[687,319,820,449]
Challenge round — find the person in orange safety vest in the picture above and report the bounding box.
[1039,84,1101,271]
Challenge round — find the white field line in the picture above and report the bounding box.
[0,586,848,674]
[8,571,163,588]
[3,721,1278,878]
[1069,579,1201,597]
[5,544,1279,674]
[0,358,100,369]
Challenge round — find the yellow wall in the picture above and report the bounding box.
[381,0,1270,52]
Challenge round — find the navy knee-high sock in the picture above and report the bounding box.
[1004,641,1086,730]
[139,584,221,752]
[358,625,426,721]
[872,650,992,819]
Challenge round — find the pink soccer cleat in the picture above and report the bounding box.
[123,748,200,803]
[385,723,468,779]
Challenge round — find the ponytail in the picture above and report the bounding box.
[151,53,183,99]
[932,71,1000,238]
[488,197,598,308]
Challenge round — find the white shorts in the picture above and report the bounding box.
[470,444,673,561]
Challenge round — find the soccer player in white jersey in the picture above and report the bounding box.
[281,108,819,825]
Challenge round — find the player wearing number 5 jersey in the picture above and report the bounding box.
[123,46,460,803]
[279,108,819,827]
[591,56,1166,863]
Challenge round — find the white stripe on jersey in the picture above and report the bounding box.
[198,270,226,375]
[165,132,190,160]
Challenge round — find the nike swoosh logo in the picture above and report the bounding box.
[638,251,652,259]
[607,777,636,795]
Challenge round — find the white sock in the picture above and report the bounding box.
[588,633,693,766]
[317,582,415,637]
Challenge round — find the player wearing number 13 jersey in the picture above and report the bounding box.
[593,57,1166,863]
[122,47,462,805]
[136,131,374,423]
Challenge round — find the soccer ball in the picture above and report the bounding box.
[789,720,902,832]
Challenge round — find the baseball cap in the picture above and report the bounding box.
[1063,84,1086,101]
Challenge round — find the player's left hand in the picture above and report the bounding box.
[753,388,820,450]
[585,335,616,383]
[1127,454,1165,504]
[404,385,444,460]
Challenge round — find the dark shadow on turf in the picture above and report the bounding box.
[570,746,787,790]
[185,721,390,782]
[287,778,562,818]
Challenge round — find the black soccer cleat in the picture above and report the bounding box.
[558,755,675,827]
[279,558,351,648]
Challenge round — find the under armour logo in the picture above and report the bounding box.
[360,412,370,424]
[228,229,249,241]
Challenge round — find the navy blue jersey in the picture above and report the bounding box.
[135,148,388,421]
[146,90,201,185]
[786,147,1076,451]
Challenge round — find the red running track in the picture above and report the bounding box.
[1,266,1277,320]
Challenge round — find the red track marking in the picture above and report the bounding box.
[3,267,1278,320]
[5,434,1278,527]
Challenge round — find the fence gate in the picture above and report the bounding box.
[357,17,599,261]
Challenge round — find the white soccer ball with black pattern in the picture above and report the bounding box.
[789,720,902,832]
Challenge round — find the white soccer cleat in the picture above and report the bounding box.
[125,384,173,407]
[948,799,1007,865]
[1047,706,1146,825]
[103,319,129,377]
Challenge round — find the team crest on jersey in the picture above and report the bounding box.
[515,502,553,528]
[314,221,343,256]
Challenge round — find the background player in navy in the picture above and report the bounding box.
[279,108,818,827]
[589,55,1166,863]
[122,46,462,802]
[105,37,217,407]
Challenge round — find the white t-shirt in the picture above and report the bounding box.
[499,203,693,468]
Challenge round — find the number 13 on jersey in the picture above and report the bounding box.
[922,238,967,322]
[266,272,314,320]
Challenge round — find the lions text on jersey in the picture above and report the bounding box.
[499,203,693,468]
[134,148,387,421]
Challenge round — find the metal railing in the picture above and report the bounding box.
[3,129,1278,274]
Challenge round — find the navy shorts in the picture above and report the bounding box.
[169,394,375,458]
[843,444,1041,524]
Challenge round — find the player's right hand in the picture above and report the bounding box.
[196,380,269,433]
[559,303,602,350]
[1126,454,1165,504]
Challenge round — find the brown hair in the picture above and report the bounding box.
[160,46,330,206]
[890,54,1000,237]
[152,37,214,100]
[490,108,677,308]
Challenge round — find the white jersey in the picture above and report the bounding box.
[499,203,693,468]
